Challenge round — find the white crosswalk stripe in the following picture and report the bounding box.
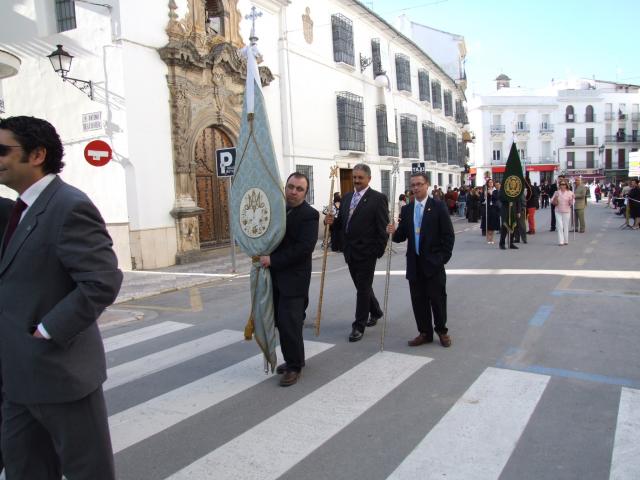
[166,351,431,480]
[109,340,334,453]
[104,321,191,352]
[610,387,640,480]
[48,322,637,480]
[387,367,550,480]
[105,329,240,391]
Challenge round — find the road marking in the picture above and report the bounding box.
[123,270,237,278]
[528,305,553,327]
[590,239,598,245]
[555,275,575,290]
[552,289,639,299]
[104,321,191,352]
[374,269,640,280]
[110,340,334,453]
[585,247,594,254]
[387,367,549,480]
[610,387,640,479]
[167,351,430,480]
[105,330,241,391]
[574,258,587,266]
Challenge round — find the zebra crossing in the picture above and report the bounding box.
[81,321,640,479]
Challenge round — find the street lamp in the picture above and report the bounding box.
[47,44,93,100]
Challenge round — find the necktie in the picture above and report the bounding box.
[347,191,361,230]
[2,198,27,256]
[414,201,423,254]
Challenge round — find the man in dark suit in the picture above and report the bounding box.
[260,172,319,387]
[325,163,389,342]
[0,116,122,479]
[388,173,455,347]
[0,195,13,473]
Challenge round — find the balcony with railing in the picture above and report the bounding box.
[515,122,530,133]
[530,156,557,164]
[490,124,505,135]
[605,112,615,121]
[539,122,554,134]
[565,137,599,146]
[632,112,640,122]
[604,134,640,144]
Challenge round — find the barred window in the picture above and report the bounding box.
[404,171,412,191]
[418,69,431,103]
[436,127,447,163]
[56,0,77,32]
[437,173,443,187]
[431,80,442,109]
[443,90,453,117]
[455,99,467,124]
[371,38,383,77]
[422,121,436,162]
[336,92,365,151]
[395,54,411,93]
[458,140,466,166]
[376,105,399,157]
[400,114,419,159]
[381,170,390,200]
[331,13,354,66]
[295,164,315,204]
[447,133,457,165]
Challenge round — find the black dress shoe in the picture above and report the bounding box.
[550,228,555,232]
[510,244,519,249]
[349,329,364,342]
[279,370,300,387]
[276,363,287,375]
[499,244,506,250]
[366,313,382,327]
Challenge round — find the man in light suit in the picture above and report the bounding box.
[325,164,388,342]
[388,173,455,347]
[0,116,122,479]
[260,172,319,387]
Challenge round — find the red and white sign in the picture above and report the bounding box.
[84,140,112,167]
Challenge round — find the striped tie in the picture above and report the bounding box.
[414,202,423,254]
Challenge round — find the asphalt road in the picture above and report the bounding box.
[103,202,639,480]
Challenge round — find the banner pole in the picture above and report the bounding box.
[380,159,400,352]
[314,165,338,336]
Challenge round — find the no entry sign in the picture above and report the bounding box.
[84,140,112,167]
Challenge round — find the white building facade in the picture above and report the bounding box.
[468,77,640,187]
[1,0,468,269]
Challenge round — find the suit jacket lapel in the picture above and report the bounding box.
[0,176,62,275]
[350,189,370,223]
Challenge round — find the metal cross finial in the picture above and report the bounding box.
[245,6,263,43]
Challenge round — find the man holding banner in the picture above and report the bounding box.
[499,143,526,249]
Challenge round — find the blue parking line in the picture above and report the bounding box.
[529,304,553,327]
[499,363,640,389]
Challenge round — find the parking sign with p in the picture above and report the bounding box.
[216,147,236,177]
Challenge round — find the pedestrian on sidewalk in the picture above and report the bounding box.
[628,179,640,229]
[0,116,122,479]
[324,164,388,343]
[573,177,588,233]
[551,179,574,245]
[526,180,539,234]
[481,178,500,244]
[386,173,454,348]
[260,172,319,387]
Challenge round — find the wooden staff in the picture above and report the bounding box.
[380,159,400,352]
[315,165,339,336]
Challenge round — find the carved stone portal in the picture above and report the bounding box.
[160,0,273,263]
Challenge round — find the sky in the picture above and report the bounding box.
[366,0,640,96]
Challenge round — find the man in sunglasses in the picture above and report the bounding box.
[0,116,122,479]
[260,172,319,386]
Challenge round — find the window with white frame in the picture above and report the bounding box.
[56,0,77,32]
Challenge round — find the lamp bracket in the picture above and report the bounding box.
[359,53,373,73]
[62,75,94,100]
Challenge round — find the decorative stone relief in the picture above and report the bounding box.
[302,7,313,44]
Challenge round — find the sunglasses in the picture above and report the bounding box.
[0,144,22,156]
[560,183,567,186]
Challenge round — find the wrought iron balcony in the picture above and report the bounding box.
[605,134,640,144]
[632,113,640,121]
[515,122,530,133]
[490,124,505,134]
[565,137,599,146]
[532,156,557,164]
[539,123,554,133]
[605,112,615,121]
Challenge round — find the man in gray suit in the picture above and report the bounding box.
[0,116,122,479]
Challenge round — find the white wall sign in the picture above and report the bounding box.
[82,111,102,131]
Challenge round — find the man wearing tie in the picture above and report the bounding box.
[0,116,122,479]
[325,164,389,342]
[387,173,455,347]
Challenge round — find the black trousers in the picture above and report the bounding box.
[347,257,382,332]
[550,204,556,229]
[500,224,515,246]
[409,265,448,337]
[1,387,115,480]
[273,290,306,372]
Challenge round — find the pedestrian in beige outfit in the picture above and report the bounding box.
[572,177,588,233]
